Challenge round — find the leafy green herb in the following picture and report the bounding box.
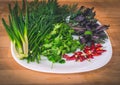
[41,23,80,63]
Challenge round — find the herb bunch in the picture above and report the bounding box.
[2,0,28,59]
[26,0,79,63]
[68,6,109,46]
[41,23,80,63]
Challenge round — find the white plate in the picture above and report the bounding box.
[11,33,112,74]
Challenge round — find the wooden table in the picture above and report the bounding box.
[0,1,120,85]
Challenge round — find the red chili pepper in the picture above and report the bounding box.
[85,46,91,50]
[77,55,86,61]
[96,50,104,53]
[96,44,102,48]
[93,53,101,56]
[63,54,76,61]
[74,51,82,55]
[63,43,106,62]
[87,54,94,59]
[67,56,76,61]
[79,56,84,62]
[63,54,69,58]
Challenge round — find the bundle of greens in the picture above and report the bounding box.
[2,1,28,59]
[26,0,79,63]
[67,6,109,46]
[2,0,109,64]
[41,23,80,63]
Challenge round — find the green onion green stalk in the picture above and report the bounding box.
[2,0,28,59]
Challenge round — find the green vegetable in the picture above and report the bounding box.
[41,23,80,63]
[2,0,28,59]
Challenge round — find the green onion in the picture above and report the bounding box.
[2,0,28,59]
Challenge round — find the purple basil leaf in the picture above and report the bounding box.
[95,25,109,33]
[92,35,99,40]
[74,15,85,22]
[73,27,85,34]
[99,31,108,38]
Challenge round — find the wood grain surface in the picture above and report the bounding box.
[0,1,120,85]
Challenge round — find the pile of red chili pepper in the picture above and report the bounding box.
[63,43,106,62]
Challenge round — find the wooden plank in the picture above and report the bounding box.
[0,1,120,85]
[0,0,120,2]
